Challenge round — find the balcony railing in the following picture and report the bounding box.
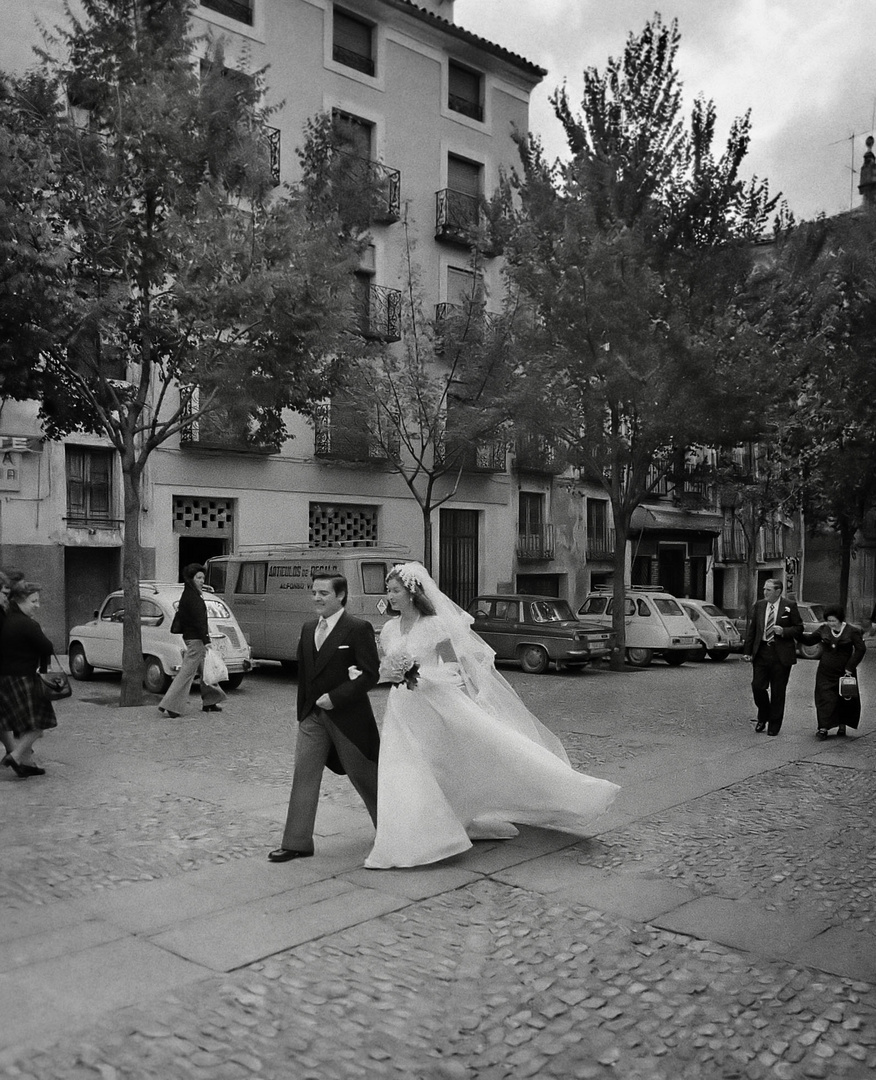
[332,45,375,77]
[63,514,123,530]
[359,284,402,341]
[266,126,281,186]
[515,435,566,475]
[435,433,506,473]
[313,402,399,463]
[517,525,555,562]
[448,94,483,122]
[180,392,281,455]
[586,527,616,559]
[435,189,496,253]
[200,0,253,24]
[758,526,785,562]
[718,523,747,563]
[434,303,500,350]
[336,152,401,223]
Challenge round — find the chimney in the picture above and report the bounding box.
[859,135,876,207]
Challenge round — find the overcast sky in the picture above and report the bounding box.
[456,0,875,221]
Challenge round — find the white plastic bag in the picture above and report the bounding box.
[202,646,229,687]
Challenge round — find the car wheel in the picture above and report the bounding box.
[665,652,688,666]
[518,645,550,674]
[625,647,653,667]
[143,655,171,695]
[69,643,94,680]
[800,642,823,660]
[690,643,709,662]
[708,649,729,662]
[224,672,245,690]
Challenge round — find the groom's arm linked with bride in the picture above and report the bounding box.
[268,573,381,863]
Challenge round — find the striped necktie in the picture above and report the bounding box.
[764,603,776,640]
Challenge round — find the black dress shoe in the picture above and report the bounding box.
[836,726,847,737]
[2,754,28,778]
[159,708,180,718]
[767,729,779,736]
[816,729,829,740]
[202,704,223,713]
[268,847,314,863]
[20,763,46,776]
[754,721,766,732]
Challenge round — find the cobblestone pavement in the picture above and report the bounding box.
[2,653,874,1078]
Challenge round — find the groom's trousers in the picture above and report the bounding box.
[281,708,378,851]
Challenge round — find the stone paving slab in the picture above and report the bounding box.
[493,857,699,922]
[0,935,209,1054]
[147,878,410,971]
[788,925,876,982]
[343,864,484,900]
[0,918,126,974]
[652,895,833,960]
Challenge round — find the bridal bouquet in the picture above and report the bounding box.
[383,650,420,690]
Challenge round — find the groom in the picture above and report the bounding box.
[268,573,380,862]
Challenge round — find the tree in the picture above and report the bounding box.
[500,15,781,666]
[0,0,362,704]
[333,218,512,572]
[751,211,876,607]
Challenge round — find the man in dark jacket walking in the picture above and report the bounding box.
[743,578,803,735]
[269,574,380,862]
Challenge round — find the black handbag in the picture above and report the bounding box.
[839,674,859,700]
[38,655,72,701]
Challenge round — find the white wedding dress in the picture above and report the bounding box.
[365,615,620,869]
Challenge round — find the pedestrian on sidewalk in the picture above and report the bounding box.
[158,564,227,718]
[0,579,58,777]
[742,578,803,736]
[268,573,380,863]
[801,604,866,739]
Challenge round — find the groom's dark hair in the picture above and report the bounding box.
[313,573,348,606]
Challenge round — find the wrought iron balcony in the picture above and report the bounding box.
[200,0,253,25]
[336,152,401,223]
[435,189,496,253]
[179,392,281,455]
[434,304,500,349]
[718,523,747,563]
[515,435,566,475]
[517,525,555,562]
[586,527,616,559]
[759,526,785,562]
[435,433,506,473]
[448,93,483,122]
[313,402,399,463]
[266,126,280,187]
[332,45,375,77]
[358,285,402,341]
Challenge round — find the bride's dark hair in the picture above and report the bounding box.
[386,566,436,616]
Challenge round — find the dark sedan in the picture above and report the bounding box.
[468,594,616,674]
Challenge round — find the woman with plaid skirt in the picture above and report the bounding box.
[0,580,57,778]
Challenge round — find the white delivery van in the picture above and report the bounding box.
[205,544,410,665]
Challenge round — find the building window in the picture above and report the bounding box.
[448,62,483,122]
[436,155,485,246]
[200,0,254,26]
[66,447,114,528]
[333,8,375,76]
[309,503,378,546]
[172,496,235,536]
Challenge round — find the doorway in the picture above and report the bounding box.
[178,536,229,581]
[439,509,479,609]
[658,545,686,597]
[64,547,120,638]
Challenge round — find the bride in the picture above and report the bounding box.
[364,562,620,869]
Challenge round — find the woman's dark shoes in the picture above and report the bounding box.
[159,708,181,718]
[754,721,766,733]
[2,754,29,778]
[202,704,223,713]
[836,726,847,737]
[20,763,46,776]
[816,729,829,740]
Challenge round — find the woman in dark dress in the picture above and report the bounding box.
[158,563,226,718]
[801,605,866,739]
[0,580,58,777]
[0,571,15,758]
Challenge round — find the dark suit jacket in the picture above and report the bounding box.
[744,597,803,667]
[296,610,380,773]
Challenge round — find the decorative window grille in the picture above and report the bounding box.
[173,496,235,536]
[309,503,378,547]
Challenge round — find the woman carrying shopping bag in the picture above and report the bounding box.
[158,564,227,718]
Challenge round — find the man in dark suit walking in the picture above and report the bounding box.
[269,574,380,862]
[743,578,803,736]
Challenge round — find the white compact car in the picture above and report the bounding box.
[681,599,743,661]
[68,582,253,693]
[577,587,703,667]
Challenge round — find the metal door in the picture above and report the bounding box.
[439,509,479,609]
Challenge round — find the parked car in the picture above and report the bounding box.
[680,600,743,661]
[68,582,253,693]
[576,587,702,667]
[467,594,615,674]
[796,602,827,660]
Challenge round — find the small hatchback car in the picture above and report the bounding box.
[468,594,615,674]
[577,587,702,667]
[68,582,253,693]
[680,599,743,661]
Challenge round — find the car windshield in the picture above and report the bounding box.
[653,598,684,616]
[172,597,233,619]
[529,600,575,623]
[579,596,608,615]
[701,604,725,618]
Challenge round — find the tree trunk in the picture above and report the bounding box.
[119,459,146,707]
[838,517,853,611]
[609,512,630,671]
[421,506,433,575]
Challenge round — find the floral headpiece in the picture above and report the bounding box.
[390,562,429,593]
